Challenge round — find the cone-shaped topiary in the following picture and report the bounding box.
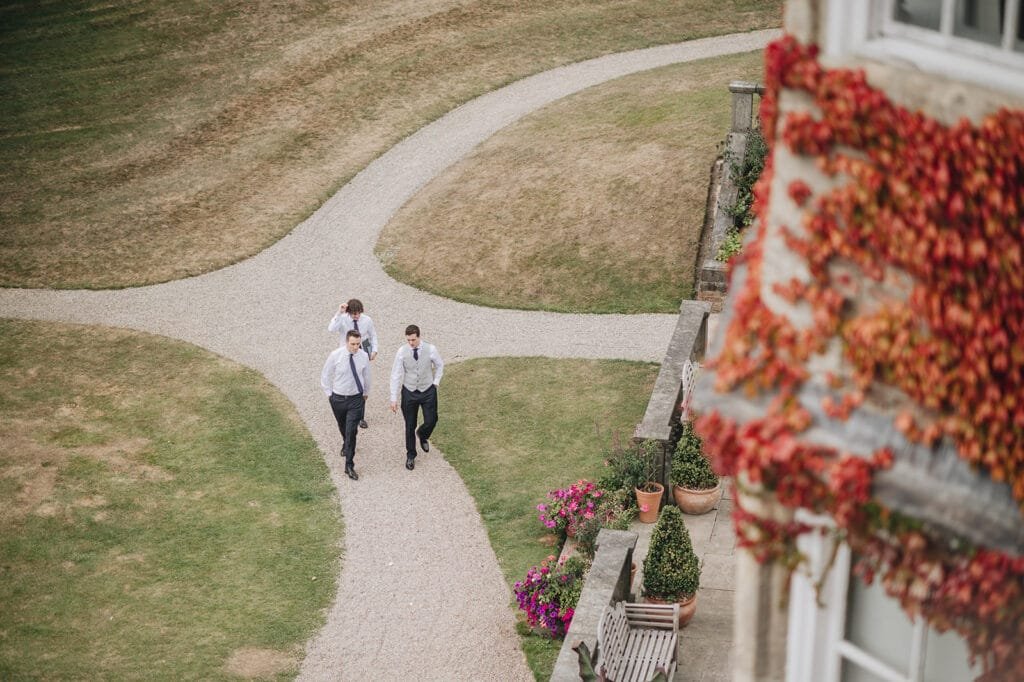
[642,505,699,600]
[670,420,718,490]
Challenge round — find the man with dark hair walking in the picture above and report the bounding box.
[322,330,371,480]
[389,324,444,471]
[328,298,379,429]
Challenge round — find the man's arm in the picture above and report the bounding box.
[430,345,444,386]
[361,352,372,398]
[327,312,349,333]
[321,349,338,396]
[389,348,404,411]
[367,317,379,359]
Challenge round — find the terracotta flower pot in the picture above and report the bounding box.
[635,483,664,523]
[645,592,698,628]
[672,480,722,515]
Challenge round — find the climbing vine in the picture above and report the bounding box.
[696,35,1024,680]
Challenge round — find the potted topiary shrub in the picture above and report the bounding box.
[642,505,700,627]
[671,420,722,515]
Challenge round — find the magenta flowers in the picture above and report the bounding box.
[536,479,604,537]
[513,555,588,638]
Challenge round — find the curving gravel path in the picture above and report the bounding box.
[0,28,778,680]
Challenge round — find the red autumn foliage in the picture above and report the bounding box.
[698,35,1024,680]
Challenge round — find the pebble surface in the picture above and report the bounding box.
[0,29,779,680]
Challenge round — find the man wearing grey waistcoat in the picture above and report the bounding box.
[389,324,444,471]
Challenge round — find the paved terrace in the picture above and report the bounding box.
[0,29,777,680]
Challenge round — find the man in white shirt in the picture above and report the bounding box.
[389,324,444,471]
[321,330,372,480]
[328,298,379,429]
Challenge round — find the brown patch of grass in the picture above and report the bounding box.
[378,50,765,313]
[224,647,300,679]
[0,1,781,288]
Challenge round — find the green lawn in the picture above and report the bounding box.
[0,320,341,680]
[433,357,658,679]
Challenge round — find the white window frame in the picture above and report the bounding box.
[786,511,933,682]
[824,0,1024,98]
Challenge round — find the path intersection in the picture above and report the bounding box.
[0,29,778,680]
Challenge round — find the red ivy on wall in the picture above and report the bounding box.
[696,35,1024,680]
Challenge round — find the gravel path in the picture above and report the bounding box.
[0,28,778,680]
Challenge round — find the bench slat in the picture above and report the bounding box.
[597,601,679,682]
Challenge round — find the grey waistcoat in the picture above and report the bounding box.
[403,343,435,392]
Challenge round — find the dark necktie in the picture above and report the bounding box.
[353,318,359,333]
[413,346,419,361]
[349,354,364,394]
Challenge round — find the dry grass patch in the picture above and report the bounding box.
[377,50,764,313]
[224,647,300,679]
[0,319,339,680]
[1,1,780,288]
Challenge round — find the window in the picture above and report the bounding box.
[786,513,981,682]
[824,0,1024,97]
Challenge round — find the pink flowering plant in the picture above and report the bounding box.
[536,479,604,538]
[513,554,589,638]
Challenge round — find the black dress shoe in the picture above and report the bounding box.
[359,419,368,429]
[405,457,415,470]
[419,437,430,453]
[345,466,359,480]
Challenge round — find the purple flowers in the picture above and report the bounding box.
[513,555,588,638]
[536,480,604,537]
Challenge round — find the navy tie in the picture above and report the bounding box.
[353,318,359,333]
[349,354,364,395]
[413,346,419,361]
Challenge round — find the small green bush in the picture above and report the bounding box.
[573,489,638,560]
[670,421,718,490]
[718,126,767,262]
[715,229,743,262]
[597,437,660,496]
[642,506,700,600]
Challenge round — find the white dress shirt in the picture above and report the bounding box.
[321,347,372,397]
[328,312,379,354]
[389,342,444,403]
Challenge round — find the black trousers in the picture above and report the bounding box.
[401,385,438,460]
[329,393,365,467]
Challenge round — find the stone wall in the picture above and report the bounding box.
[695,81,764,309]
[550,529,637,681]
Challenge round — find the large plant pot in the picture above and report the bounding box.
[635,483,664,523]
[645,593,698,628]
[672,480,723,515]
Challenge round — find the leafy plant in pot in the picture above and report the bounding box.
[670,420,722,515]
[642,505,700,627]
[625,439,663,523]
[597,433,665,523]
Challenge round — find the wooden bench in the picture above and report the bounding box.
[595,601,679,681]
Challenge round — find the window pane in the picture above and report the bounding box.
[845,575,912,675]
[1017,4,1024,52]
[923,626,982,681]
[954,0,1005,45]
[841,659,890,682]
[895,0,944,30]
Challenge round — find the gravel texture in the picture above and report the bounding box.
[0,29,778,680]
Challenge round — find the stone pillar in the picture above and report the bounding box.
[732,475,791,682]
[729,80,763,133]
